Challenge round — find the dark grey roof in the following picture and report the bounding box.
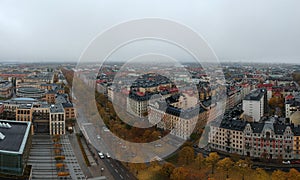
[55,94,69,104]
[62,102,73,108]
[47,89,56,94]
[250,121,288,135]
[292,126,300,136]
[286,98,300,106]
[250,122,264,133]
[274,124,288,135]
[220,118,247,131]
[0,120,30,153]
[130,73,172,88]
[17,87,45,94]
[165,105,200,119]
[129,90,173,101]
[244,89,265,101]
[50,103,64,113]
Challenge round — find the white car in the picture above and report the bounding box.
[282,160,290,164]
[96,135,101,140]
[98,152,105,159]
[103,126,110,132]
[106,153,111,158]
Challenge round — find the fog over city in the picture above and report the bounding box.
[0,0,300,63]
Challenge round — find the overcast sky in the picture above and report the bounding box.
[0,0,300,63]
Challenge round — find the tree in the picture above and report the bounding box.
[170,167,189,180]
[128,156,147,175]
[271,170,286,180]
[254,168,269,180]
[53,73,59,83]
[217,157,233,179]
[286,168,300,180]
[160,162,175,178]
[194,153,205,170]
[206,152,220,174]
[150,160,159,168]
[178,146,195,165]
[234,159,250,180]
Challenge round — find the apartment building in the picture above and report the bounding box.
[62,102,76,120]
[0,80,13,98]
[50,104,65,135]
[127,73,176,117]
[243,118,293,160]
[285,94,300,118]
[16,87,46,99]
[0,94,72,135]
[209,117,295,160]
[209,118,246,155]
[242,89,267,122]
[292,126,300,159]
[148,94,200,140]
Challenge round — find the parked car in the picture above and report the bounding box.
[291,160,300,164]
[96,135,101,140]
[282,160,290,164]
[106,153,111,158]
[102,126,110,132]
[98,152,105,159]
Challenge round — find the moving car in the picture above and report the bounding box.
[96,135,101,140]
[98,152,105,159]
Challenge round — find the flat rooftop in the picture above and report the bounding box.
[0,120,31,154]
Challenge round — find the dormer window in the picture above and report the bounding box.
[266,132,270,140]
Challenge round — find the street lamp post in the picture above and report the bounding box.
[101,167,104,176]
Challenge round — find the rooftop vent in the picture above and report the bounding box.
[0,122,12,129]
[0,132,5,140]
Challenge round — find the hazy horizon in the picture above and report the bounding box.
[1,0,300,63]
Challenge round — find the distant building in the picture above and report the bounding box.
[50,104,65,135]
[0,80,13,98]
[0,103,4,114]
[46,90,56,104]
[127,73,176,117]
[242,89,267,122]
[285,94,300,118]
[148,93,200,140]
[62,102,75,120]
[16,87,46,99]
[1,94,72,135]
[292,125,300,160]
